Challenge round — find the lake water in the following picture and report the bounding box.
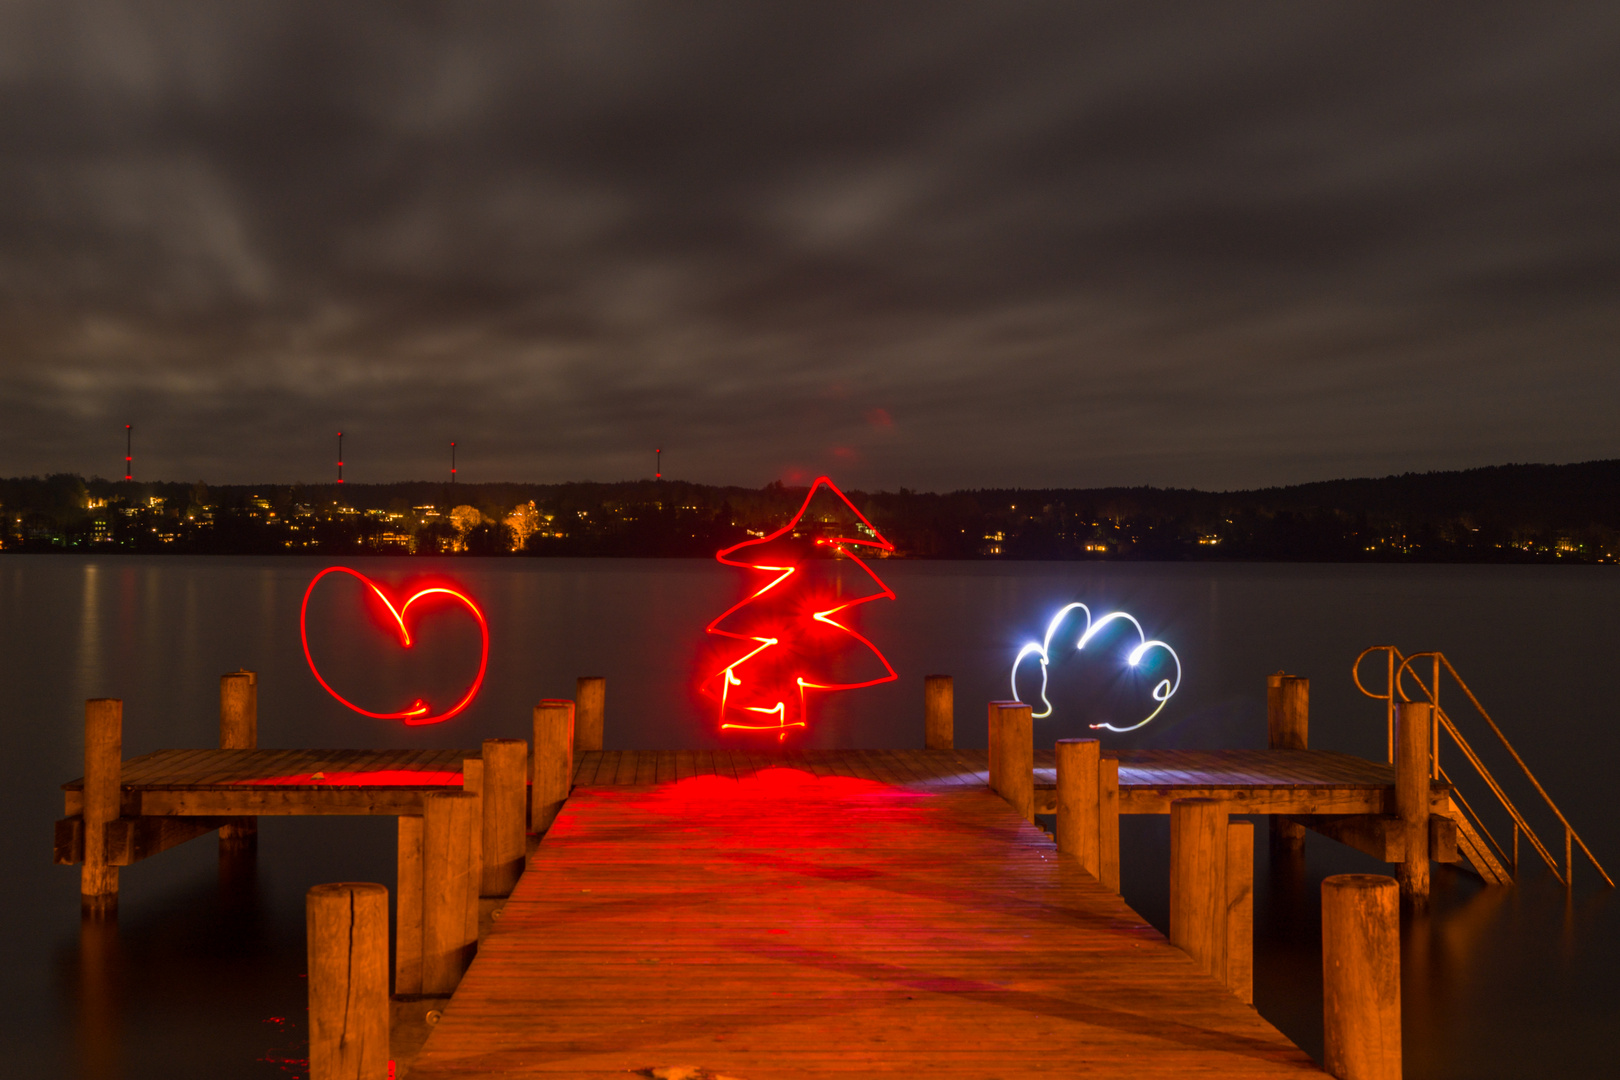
[1,555,1615,1078]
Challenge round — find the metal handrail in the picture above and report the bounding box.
[1352,645,1612,889]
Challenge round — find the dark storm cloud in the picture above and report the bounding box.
[1,1,1617,488]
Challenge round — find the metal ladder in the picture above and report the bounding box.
[1354,646,1612,888]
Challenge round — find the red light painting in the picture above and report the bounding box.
[300,566,489,725]
[703,476,897,739]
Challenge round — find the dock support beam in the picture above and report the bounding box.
[82,698,122,915]
[1395,701,1432,907]
[1170,798,1227,981]
[422,791,478,995]
[219,671,258,851]
[1055,738,1100,877]
[1226,820,1254,1004]
[1099,758,1120,892]
[532,699,575,834]
[988,701,1033,822]
[480,738,528,897]
[1267,674,1309,850]
[307,882,389,1080]
[1322,874,1401,1080]
[575,676,605,752]
[460,761,484,946]
[395,815,424,995]
[924,675,954,749]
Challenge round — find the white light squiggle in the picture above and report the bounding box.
[1009,602,1182,732]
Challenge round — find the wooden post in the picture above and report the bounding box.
[480,738,528,897]
[1395,701,1432,906]
[219,670,258,849]
[1226,820,1254,1004]
[988,701,1033,822]
[395,815,423,995]
[1267,673,1309,749]
[1322,874,1401,1080]
[1099,758,1120,892]
[924,675,954,750]
[1055,738,1100,878]
[532,699,575,834]
[575,676,605,752]
[422,790,478,994]
[461,760,484,947]
[82,698,122,913]
[1268,674,1308,850]
[306,882,389,1080]
[220,669,258,747]
[1170,798,1227,979]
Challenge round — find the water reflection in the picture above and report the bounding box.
[75,916,120,1080]
[6,557,1616,1079]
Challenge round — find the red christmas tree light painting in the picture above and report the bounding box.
[704,476,897,738]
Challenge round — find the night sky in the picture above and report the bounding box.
[2,3,1617,490]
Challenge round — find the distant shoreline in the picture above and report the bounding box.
[4,460,1617,564]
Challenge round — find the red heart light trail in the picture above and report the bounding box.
[704,476,897,738]
[300,566,489,725]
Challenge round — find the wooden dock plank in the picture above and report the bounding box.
[408,772,1321,1078]
[59,747,1413,820]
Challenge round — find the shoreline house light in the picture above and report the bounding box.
[1010,602,1181,732]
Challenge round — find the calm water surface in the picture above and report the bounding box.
[0,556,1615,1078]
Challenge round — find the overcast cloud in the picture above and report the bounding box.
[1,2,1616,489]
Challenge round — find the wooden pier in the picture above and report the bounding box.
[406,770,1320,1079]
[57,674,1457,1079]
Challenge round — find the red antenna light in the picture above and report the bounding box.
[337,432,344,485]
[451,441,457,483]
[655,447,662,480]
[123,424,132,482]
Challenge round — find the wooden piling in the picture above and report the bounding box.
[575,676,605,752]
[1268,674,1308,850]
[461,760,484,947]
[395,815,424,995]
[1267,673,1309,749]
[1395,701,1432,906]
[532,699,575,834]
[1322,874,1401,1080]
[82,698,122,913]
[924,675,954,750]
[306,882,389,1080]
[480,738,528,897]
[219,671,258,848]
[988,701,1034,822]
[1099,757,1120,892]
[422,790,478,994]
[1170,798,1227,979]
[219,670,257,747]
[1226,820,1254,1004]
[1055,738,1100,878]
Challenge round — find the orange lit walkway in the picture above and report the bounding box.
[406,769,1322,1079]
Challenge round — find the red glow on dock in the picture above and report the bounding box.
[300,565,489,725]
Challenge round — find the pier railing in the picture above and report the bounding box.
[1354,645,1612,888]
